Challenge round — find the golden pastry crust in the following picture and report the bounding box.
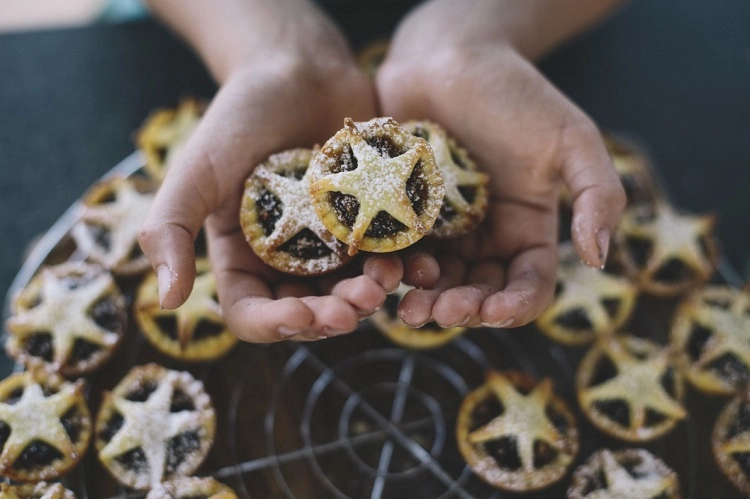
[577,335,687,442]
[71,175,157,275]
[613,202,718,296]
[402,120,488,239]
[355,38,390,79]
[135,258,236,361]
[0,482,77,499]
[5,262,127,376]
[456,370,579,492]
[240,148,352,275]
[309,117,444,255]
[603,133,663,206]
[713,388,750,495]
[568,448,681,499]
[671,286,750,395]
[95,364,216,490]
[369,283,466,349]
[146,476,238,499]
[136,98,206,182]
[536,243,637,346]
[0,369,91,482]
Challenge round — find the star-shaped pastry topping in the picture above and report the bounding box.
[76,177,154,270]
[0,379,84,473]
[310,118,438,253]
[6,266,121,370]
[580,338,687,431]
[586,449,677,499]
[254,157,343,254]
[693,303,750,371]
[99,372,206,486]
[469,372,569,472]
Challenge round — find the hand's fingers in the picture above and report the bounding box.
[398,288,440,328]
[402,251,440,289]
[434,254,466,289]
[465,261,506,289]
[432,284,495,328]
[560,123,627,268]
[479,244,557,328]
[362,254,404,294]
[330,274,387,319]
[275,281,316,299]
[299,295,360,337]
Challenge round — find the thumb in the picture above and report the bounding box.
[561,123,627,269]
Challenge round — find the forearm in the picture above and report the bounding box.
[144,0,352,83]
[395,0,625,60]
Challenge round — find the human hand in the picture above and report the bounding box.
[376,0,626,329]
[139,0,402,342]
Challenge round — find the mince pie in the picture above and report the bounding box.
[71,175,157,275]
[356,38,390,79]
[603,133,662,207]
[577,334,686,442]
[671,285,750,396]
[456,370,579,492]
[240,148,351,275]
[402,120,488,239]
[536,243,637,346]
[613,202,718,296]
[146,476,238,499]
[0,369,91,482]
[0,482,77,499]
[309,117,444,255]
[567,448,680,499]
[713,387,750,495]
[135,258,236,361]
[369,283,466,349]
[95,363,216,490]
[136,98,206,182]
[5,262,127,376]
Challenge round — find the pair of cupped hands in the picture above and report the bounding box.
[138,1,626,343]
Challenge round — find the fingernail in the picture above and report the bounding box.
[322,327,347,337]
[457,316,471,327]
[482,318,513,329]
[278,326,305,338]
[157,265,174,308]
[596,227,611,269]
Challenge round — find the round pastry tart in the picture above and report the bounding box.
[355,38,390,79]
[369,283,466,349]
[309,117,444,255]
[146,476,238,499]
[603,133,662,207]
[567,448,681,499]
[456,370,579,492]
[240,148,351,275]
[713,387,750,495]
[613,202,718,296]
[135,258,236,362]
[671,285,750,396]
[536,243,637,346]
[95,363,216,490]
[577,334,686,442]
[136,98,206,182]
[71,175,157,275]
[402,120,488,239]
[5,262,127,376]
[0,368,91,482]
[0,481,77,499]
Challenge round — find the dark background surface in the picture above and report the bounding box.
[0,0,748,497]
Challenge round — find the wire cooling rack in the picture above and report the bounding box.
[2,151,747,498]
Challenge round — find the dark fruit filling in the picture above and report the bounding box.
[156,316,179,341]
[593,400,630,427]
[127,243,144,261]
[591,355,619,385]
[579,468,608,495]
[278,228,332,260]
[545,407,570,435]
[410,126,429,141]
[644,409,668,427]
[437,198,456,223]
[364,212,407,238]
[193,319,225,342]
[164,430,201,476]
[704,297,731,309]
[61,407,83,443]
[125,381,158,402]
[619,454,646,478]
[91,225,112,252]
[626,236,652,269]
[155,147,168,164]
[653,258,695,284]
[256,189,283,237]
[532,440,558,468]
[0,421,10,448]
[732,453,750,478]
[365,136,402,158]
[5,387,24,405]
[336,146,359,173]
[698,235,714,259]
[115,447,148,474]
[99,412,125,442]
[620,175,641,202]
[405,162,429,217]
[485,437,522,470]
[469,397,504,432]
[70,338,101,364]
[686,322,712,361]
[450,148,468,170]
[727,402,750,439]
[554,282,564,297]
[329,192,359,229]
[458,186,477,204]
[601,298,621,319]
[555,308,592,331]
[91,297,124,333]
[24,333,54,362]
[14,440,63,470]
[170,389,195,413]
[660,368,676,397]
[707,353,749,387]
